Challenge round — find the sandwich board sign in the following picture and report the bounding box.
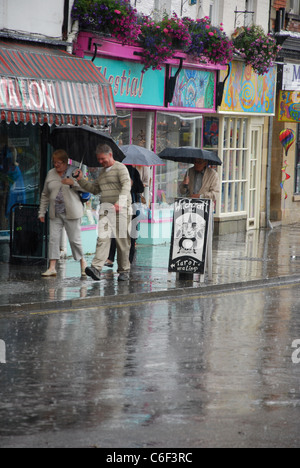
[169,198,212,277]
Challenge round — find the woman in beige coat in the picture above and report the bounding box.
[38,149,87,277]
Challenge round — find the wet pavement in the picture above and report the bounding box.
[0,283,299,448]
[1,222,300,312]
[0,223,300,448]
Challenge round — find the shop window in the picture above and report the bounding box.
[220,117,248,214]
[110,110,131,146]
[203,117,219,148]
[0,122,41,233]
[295,124,300,193]
[155,112,203,205]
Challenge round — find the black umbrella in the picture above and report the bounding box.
[158,146,222,166]
[49,125,125,167]
[120,145,165,166]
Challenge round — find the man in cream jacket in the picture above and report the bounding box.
[179,158,220,202]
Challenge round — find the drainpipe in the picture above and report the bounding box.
[63,0,79,54]
[66,20,79,54]
[266,116,273,229]
[62,0,70,41]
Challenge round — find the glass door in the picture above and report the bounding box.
[247,125,262,230]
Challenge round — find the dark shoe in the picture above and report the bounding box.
[104,261,114,268]
[85,266,101,281]
[118,272,130,282]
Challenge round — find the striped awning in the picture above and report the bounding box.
[0,41,117,126]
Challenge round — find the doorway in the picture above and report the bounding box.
[247,125,262,230]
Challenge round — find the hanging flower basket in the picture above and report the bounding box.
[184,17,234,66]
[71,0,141,45]
[71,2,237,72]
[232,25,281,75]
[138,13,191,72]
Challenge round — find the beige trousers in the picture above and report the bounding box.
[92,208,131,273]
[49,214,84,261]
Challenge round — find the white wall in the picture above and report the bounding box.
[0,0,271,40]
[134,0,270,34]
[0,0,66,38]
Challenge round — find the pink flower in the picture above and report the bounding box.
[114,9,121,14]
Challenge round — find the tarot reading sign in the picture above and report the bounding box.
[169,198,212,275]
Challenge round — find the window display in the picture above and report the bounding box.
[0,123,41,232]
[155,112,203,204]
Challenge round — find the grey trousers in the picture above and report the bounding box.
[49,214,84,261]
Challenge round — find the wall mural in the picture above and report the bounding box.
[278,90,300,123]
[219,61,276,115]
[170,68,215,110]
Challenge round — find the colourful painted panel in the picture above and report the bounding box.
[219,61,277,115]
[90,56,165,107]
[170,68,216,110]
[278,90,300,122]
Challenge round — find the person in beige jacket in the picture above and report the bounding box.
[179,158,220,202]
[38,149,87,277]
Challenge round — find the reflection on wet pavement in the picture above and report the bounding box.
[0,283,299,447]
[1,223,300,308]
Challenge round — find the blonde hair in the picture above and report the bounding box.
[53,149,68,164]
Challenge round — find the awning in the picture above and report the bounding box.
[0,41,117,126]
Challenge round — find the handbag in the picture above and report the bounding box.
[66,167,91,204]
[79,191,91,204]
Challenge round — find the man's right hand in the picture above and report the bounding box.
[72,169,83,181]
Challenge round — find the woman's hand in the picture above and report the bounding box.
[62,177,74,187]
[39,217,45,223]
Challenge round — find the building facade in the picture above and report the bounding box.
[269,0,300,225]
[0,0,296,261]
[0,0,116,262]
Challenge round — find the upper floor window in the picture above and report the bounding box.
[290,0,300,15]
[235,0,255,28]
[209,0,219,26]
[245,0,255,26]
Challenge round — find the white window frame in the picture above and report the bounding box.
[290,0,300,15]
[215,116,250,219]
[209,0,219,26]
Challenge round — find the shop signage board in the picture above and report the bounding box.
[219,61,277,115]
[283,63,300,91]
[278,90,300,122]
[0,77,56,112]
[169,68,215,110]
[0,76,114,124]
[91,56,165,107]
[168,198,212,275]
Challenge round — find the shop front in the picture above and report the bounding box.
[217,60,277,234]
[75,32,278,240]
[75,32,226,244]
[0,40,116,262]
[271,62,300,224]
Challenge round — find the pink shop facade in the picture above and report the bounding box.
[74,31,226,245]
